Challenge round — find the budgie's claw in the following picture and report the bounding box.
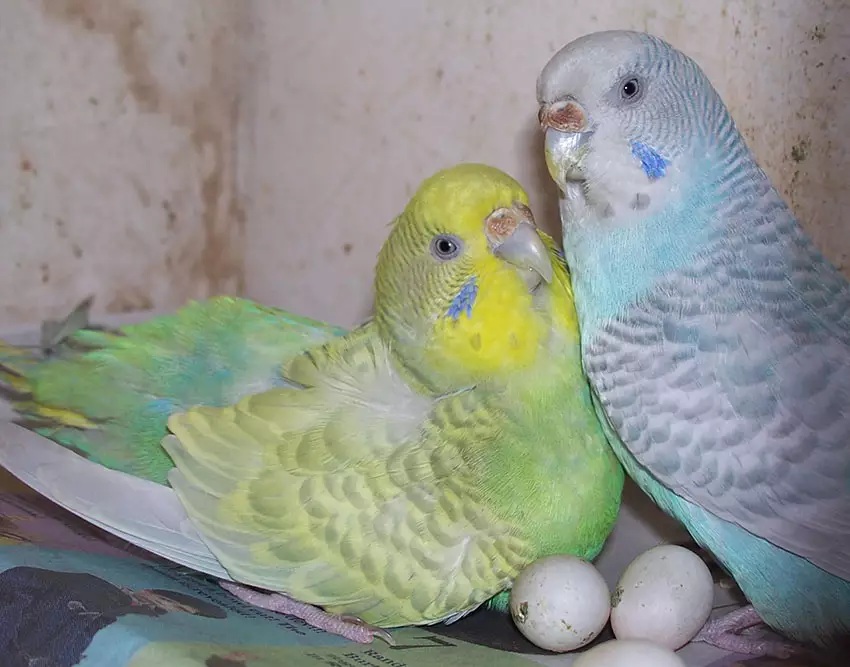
[219,581,395,645]
[338,614,397,646]
[693,605,801,658]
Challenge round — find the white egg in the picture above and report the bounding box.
[611,544,714,649]
[509,554,610,652]
[572,638,687,667]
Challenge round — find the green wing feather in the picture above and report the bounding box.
[164,323,539,627]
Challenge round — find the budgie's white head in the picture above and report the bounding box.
[537,30,738,229]
[536,30,764,338]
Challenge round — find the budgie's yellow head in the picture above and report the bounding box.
[374,163,573,392]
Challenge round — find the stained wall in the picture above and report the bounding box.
[0,0,251,323]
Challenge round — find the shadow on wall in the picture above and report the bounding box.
[516,116,563,243]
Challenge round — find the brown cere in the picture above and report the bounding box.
[547,102,588,133]
[486,208,518,240]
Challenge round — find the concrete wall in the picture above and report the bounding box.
[2,0,848,327]
[0,0,251,323]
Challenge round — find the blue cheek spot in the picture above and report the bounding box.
[630,141,669,180]
[446,277,478,321]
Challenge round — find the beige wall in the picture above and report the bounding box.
[0,0,251,323]
[3,0,848,328]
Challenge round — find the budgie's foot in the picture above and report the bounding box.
[693,605,801,658]
[220,582,395,645]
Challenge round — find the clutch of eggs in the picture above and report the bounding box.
[508,544,714,654]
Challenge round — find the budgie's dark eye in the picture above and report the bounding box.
[621,78,640,99]
[431,234,462,260]
[608,74,646,107]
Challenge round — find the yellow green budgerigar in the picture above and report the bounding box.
[0,164,623,644]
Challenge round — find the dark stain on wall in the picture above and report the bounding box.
[41,0,249,313]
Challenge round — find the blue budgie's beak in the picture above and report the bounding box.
[539,100,594,193]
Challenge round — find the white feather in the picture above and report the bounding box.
[0,421,231,580]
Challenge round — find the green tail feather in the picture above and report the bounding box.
[486,591,511,614]
[0,296,346,484]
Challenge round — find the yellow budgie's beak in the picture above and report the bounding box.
[486,202,554,291]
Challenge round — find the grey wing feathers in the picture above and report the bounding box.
[0,421,231,580]
[587,217,850,581]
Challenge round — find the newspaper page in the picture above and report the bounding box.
[0,465,545,667]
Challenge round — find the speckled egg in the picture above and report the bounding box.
[610,544,715,649]
[572,638,687,667]
[509,554,611,652]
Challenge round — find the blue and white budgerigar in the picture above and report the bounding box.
[536,30,850,658]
